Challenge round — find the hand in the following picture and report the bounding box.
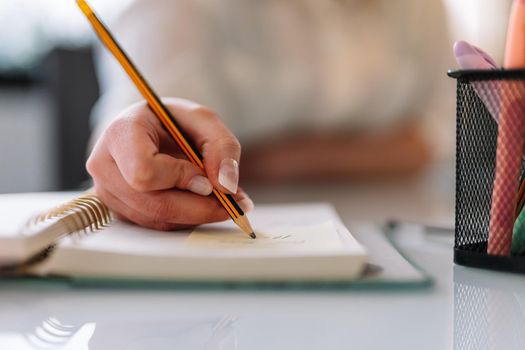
[87,98,253,230]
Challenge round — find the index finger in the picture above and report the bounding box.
[161,98,242,193]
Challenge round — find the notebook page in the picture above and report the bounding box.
[0,192,78,237]
[185,221,345,255]
[37,203,367,280]
[54,203,363,258]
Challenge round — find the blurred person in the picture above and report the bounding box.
[87,0,451,229]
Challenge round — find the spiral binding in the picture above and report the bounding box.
[24,317,83,349]
[0,192,111,274]
[30,192,112,235]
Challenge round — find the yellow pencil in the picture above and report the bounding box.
[77,0,255,238]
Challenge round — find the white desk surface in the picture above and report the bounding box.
[1,163,525,350]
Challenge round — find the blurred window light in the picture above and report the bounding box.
[0,0,131,73]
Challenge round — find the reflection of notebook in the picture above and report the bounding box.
[0,192,367,282]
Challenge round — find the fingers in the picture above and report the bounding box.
[99,111,213,195]
[234,190,254,214]
[162,98,242,194]
[95,185,189,231]
[89,157,232,226]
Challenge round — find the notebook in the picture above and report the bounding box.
[0,192,368,282]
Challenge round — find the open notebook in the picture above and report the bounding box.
[0,192,367,282]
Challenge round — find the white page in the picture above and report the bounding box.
[35,203,368,281]
[57,204,362,258]
[60,220,192,255]
[185,221,346,255]
[0,192,82,263]
[0,192,78,237]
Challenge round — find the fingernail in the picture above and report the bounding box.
[218,158,239,193]
[188,175,213,196]
[238,197,254,213]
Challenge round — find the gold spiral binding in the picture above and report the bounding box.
[0,192,112,274]
[29,192,112,235]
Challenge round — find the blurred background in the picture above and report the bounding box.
[0,0,130,192]
[0,0,513,199]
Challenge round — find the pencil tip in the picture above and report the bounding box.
[250,232,256,239]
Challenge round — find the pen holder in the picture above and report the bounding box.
[449,69,525,274]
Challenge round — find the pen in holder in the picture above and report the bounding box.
[449,69,525,273]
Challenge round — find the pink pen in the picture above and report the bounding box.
[504,0,525,68]
[488,0,525,255]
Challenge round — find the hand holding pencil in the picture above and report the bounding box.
[78,0,255,236]
[87,100,254,231]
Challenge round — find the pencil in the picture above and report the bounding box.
[77,0,256,239]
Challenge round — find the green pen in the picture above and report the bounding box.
[512,201,525,255]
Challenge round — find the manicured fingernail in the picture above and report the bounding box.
[238,197,254,213]
[188,175,213,196]
[218,158,239,193]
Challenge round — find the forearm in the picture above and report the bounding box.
[240,122,432,183]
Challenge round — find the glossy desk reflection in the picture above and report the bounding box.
[454,266,525,349]
[1,223,453,350]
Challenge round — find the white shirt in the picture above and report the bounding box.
[92,0,452,146]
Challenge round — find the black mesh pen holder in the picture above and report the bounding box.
[449,69,525,274]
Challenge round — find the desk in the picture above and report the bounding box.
[1,163,524,349]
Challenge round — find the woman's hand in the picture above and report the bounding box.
[87,98,253,230]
